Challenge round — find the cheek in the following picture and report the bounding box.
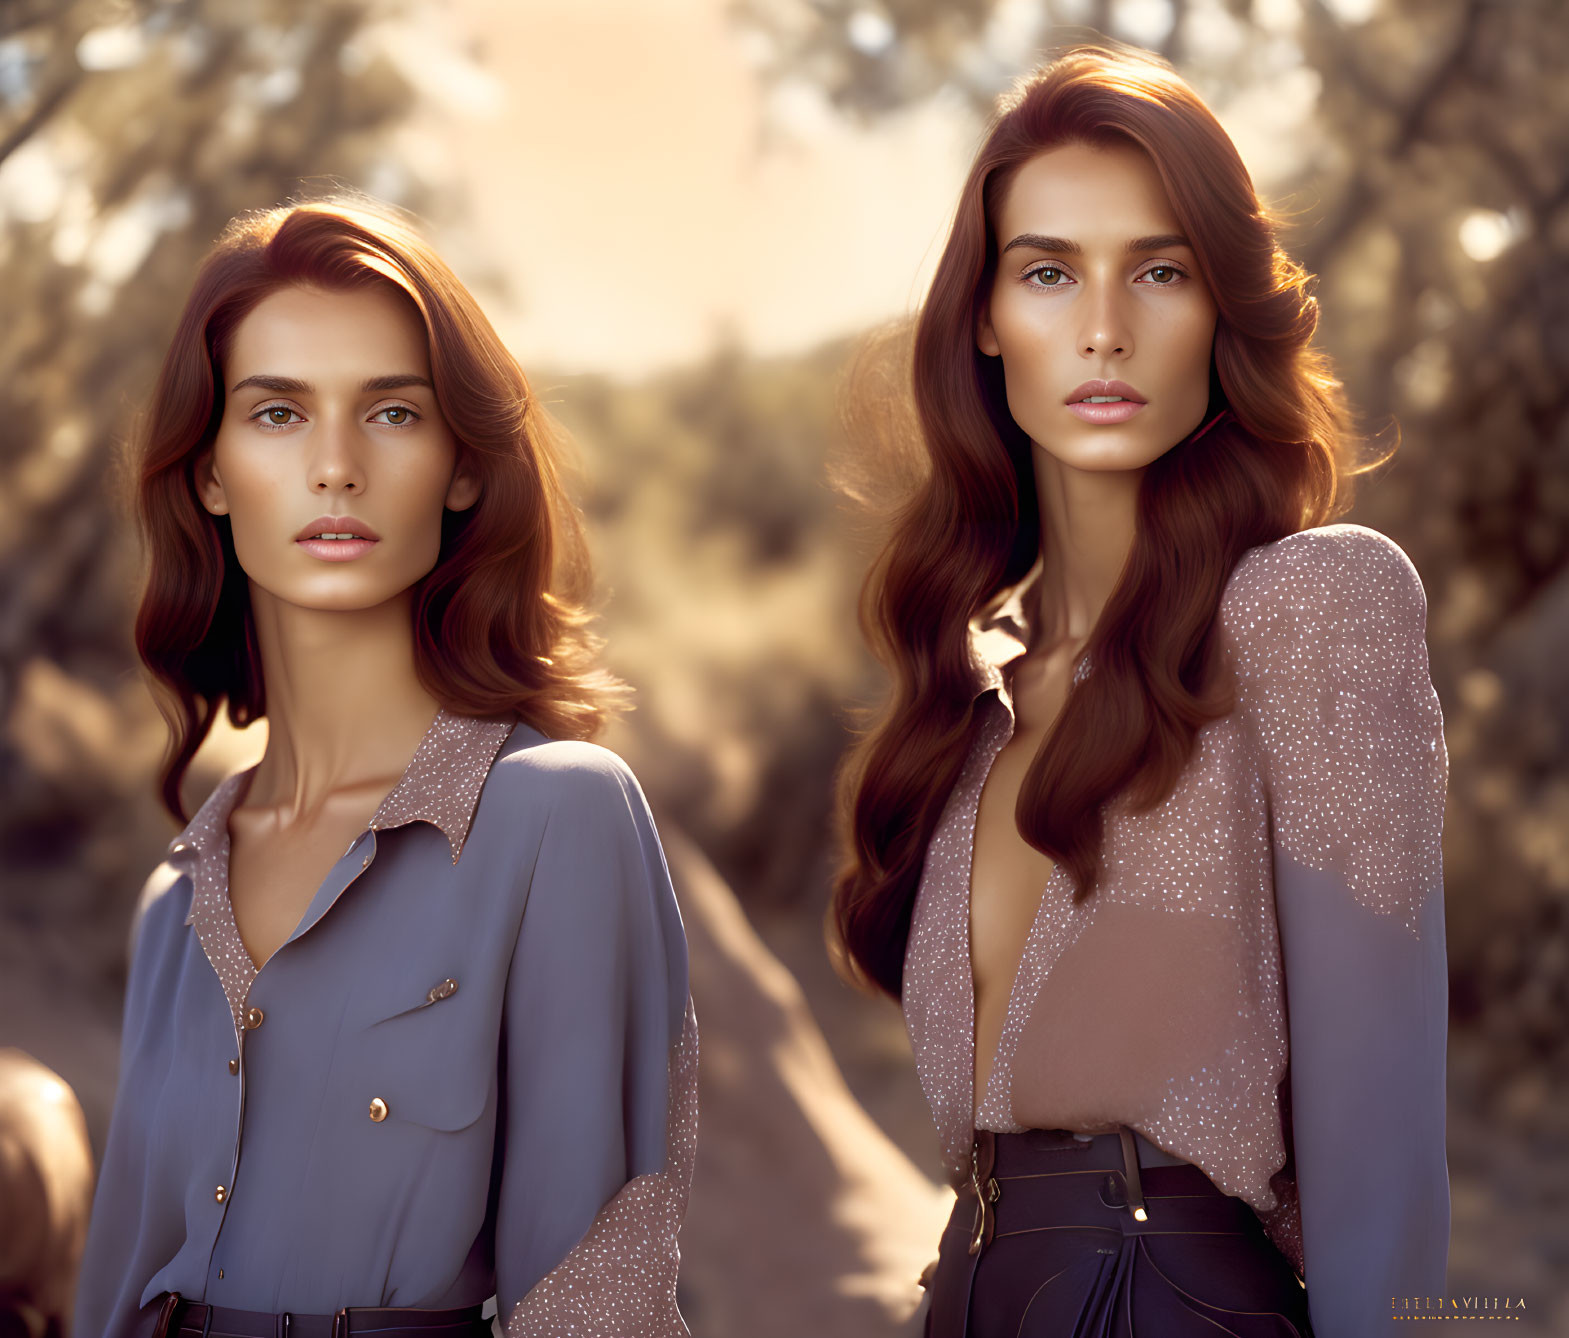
[1163,301,1218,367]
[214,445,284,534]
[1178,320,1218,403]
[992,285,1055,355]
[384,446,458,522]
[991,294,1063,405]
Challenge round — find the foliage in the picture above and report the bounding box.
[554,338,880,912]
[0,0,432,1003]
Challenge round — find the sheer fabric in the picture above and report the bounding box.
[901,523,1449,1335]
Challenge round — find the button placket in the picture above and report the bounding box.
[209,1000,251,1266]
[179,773,413,1290]
[161,710,518,1297]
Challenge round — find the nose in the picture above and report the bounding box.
[306,412,366,494]
[1078,278,1133,360]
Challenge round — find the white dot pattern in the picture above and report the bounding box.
[899,524,1447,1279]
[503,994,700,1337]
[167,708,516,1043]
[170,768,260,1038]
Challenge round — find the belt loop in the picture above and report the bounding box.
[153,1293,181,1338]
[333,1307,350,1338]
[966,1130,1000,1255]
[1117,1126,1149,1222]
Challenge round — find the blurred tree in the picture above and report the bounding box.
[558,336,876,914]
[1288,0,1569,1110]
[730,0,1283,117]
[0,0,437,1017]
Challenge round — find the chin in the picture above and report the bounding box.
[1033,431,1168,472]
[264,579,401,614]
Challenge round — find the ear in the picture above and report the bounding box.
[193,448,229,516]
[444,466,481,513]
[976,302,1001,358]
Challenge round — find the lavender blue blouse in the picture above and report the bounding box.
[75,711,698,1338]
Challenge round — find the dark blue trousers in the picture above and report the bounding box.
[926,1127,1314,1338]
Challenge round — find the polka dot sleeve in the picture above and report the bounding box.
[493,747,698,1337]
[1226,524,1451,1332]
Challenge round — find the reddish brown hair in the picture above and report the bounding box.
[129,194,624,822]
[832,41,1379,998]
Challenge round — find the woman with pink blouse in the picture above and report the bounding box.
[832,42,1448,1338]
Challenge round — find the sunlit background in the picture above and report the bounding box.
[2,0,1566,1333]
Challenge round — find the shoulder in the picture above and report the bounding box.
[126,858,193,963]
[1221,523,1428,640]
[491,738,681,941]
[137,859,189,915]
[492,732,647,806]
[487,732,658,853]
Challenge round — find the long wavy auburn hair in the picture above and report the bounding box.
[831,41,1385,999]
[129,194,625,823]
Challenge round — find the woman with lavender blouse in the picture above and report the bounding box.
[76,197,697,1338]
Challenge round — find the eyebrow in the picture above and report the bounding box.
[228,374,434,395]
[1001,232,1193,256]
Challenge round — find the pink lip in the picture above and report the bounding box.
[296,537,378,562]
[293,513,380,561]
[1064,378,1147,426]
[1067,400,1146,425]
[1066,378,1147,405]
[294,514,381,542]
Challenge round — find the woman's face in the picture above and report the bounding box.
[978,139,1219,471]
[196,282,479,612]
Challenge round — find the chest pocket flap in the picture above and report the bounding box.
[345,973,495,1133]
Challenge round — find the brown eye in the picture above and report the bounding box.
[1145,266,1180,284]
[267,407,292,424]
[1027,267,1066,286]
[384,407,408,425]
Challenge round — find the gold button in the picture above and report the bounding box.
[440,978,457,998]
[228,1058,239,1075]
[244,1007,264,1030]
[214,1185,227,1203]
[368,1097,388,1123]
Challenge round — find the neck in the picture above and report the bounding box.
[1028,442,1144,650]
[243,583,443,819]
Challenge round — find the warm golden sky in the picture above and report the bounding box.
[393,0,975,378]
[392,0,1314,378]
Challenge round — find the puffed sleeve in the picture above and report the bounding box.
[1230,526,1450,1337]
[495,743,698,1338]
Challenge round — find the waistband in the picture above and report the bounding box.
[964,1126,1244,1256]
[1027,1126,1191,1170]
[150,1293,488,1338]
